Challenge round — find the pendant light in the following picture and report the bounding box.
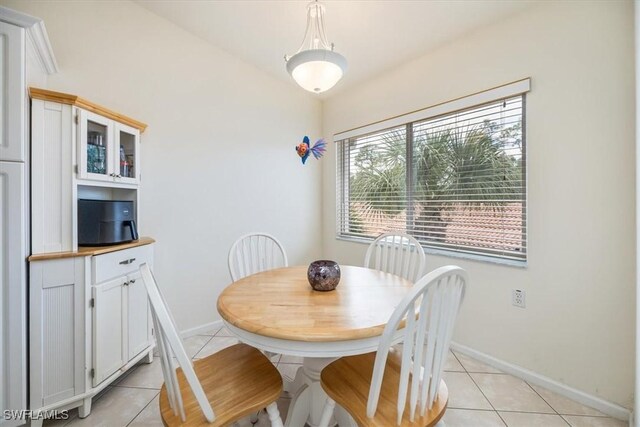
[285,0,347,94]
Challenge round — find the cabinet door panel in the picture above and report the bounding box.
[114,122,139,185]
[0,162,26,418]
[30,100,73,254]
[92,277,125,386]
[0,22,24,162]
[78,109,114,182]
[126,271,151,359]
[41,283,75,404]
[29,258,86,410]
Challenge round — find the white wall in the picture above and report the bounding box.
[322,1,635,409]
[4,0,322,330]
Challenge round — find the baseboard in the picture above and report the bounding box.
[180,320,224,338]
[450,342,632,422]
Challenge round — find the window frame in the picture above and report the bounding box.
[335,80,530,267]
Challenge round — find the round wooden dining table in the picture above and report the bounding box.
[217,265,414,427]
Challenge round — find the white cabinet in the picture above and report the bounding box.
[78,109,140,185]
[29,258,85,409]
[2,9,58,427]
[126,271,151,360]
[91,245,153,386]
[0,21,26,427]
[29,243,154,420]
[92,277,125,386]
[29,89,148,422]
[0,21,25,162]
[92,270,152,387]
[0,162,26,425]
[30,90,147,255]
[0,23,27,421]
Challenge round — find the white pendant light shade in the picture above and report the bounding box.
[285,1,347,94]
[286,49,347,93]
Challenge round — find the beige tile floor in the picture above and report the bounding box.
[44,326,627,427]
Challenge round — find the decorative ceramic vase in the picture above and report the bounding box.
[307,260,341,291]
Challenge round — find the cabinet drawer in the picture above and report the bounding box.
[93,245,153,283]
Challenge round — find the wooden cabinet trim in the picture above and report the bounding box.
[29,87,148,132]
[28,237,155,261]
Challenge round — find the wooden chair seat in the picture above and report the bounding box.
[159,343,283,426]
[321,350,448,427]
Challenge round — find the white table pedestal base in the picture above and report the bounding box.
[284,358,356,427]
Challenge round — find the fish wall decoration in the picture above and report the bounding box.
[296,136,326,164]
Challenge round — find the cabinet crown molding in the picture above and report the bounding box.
[29,87,148,132]
[0,6,58,74]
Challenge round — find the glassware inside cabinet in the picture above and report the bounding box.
[118,130,136,179]
[86,121,108,176]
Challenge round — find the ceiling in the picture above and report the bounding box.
[136,0,536,98]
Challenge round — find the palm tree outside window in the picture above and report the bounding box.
[337,95,526,264]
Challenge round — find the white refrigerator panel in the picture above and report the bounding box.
[0,161,26,426]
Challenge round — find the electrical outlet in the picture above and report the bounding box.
[512,289,526,308]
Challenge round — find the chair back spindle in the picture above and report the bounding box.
[364,233,426,283]
[139,263,215,423]
[366,266,467,424]
[228,233,288,281]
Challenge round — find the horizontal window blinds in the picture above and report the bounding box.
[337,93,526,263]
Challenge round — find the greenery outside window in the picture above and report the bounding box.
[336,90,527,264]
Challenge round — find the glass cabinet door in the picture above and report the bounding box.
[78,110,113,182]
[114,123,139,184]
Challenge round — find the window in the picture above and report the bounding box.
[337,83,527,264]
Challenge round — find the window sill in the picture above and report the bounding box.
[335,235,527,269]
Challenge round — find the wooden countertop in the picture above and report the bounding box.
[217,265,414,342]
[28,237,155,261]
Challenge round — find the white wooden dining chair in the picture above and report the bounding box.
[318,266,467,427]
[364,233,426,283]
[139,263,284,427]
[228,232,288,281]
